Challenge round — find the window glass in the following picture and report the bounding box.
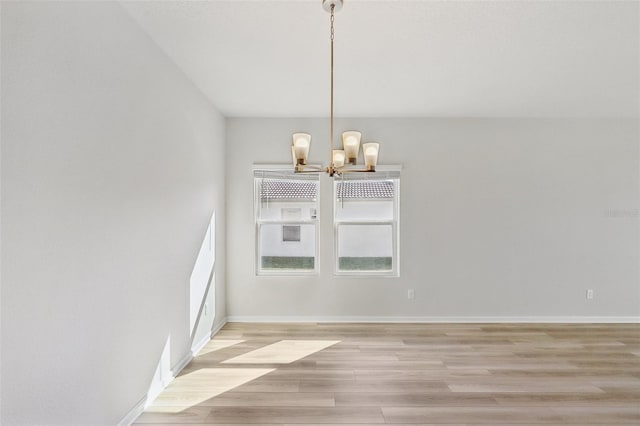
[337,223,393,271]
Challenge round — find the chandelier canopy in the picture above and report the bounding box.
[291,0,381,177]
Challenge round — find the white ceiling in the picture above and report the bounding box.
[121,0,639,118]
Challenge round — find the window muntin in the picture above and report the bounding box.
[255,171,319,275]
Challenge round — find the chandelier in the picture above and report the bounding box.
[291,0,380,177]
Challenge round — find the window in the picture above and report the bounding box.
[254,170,319,275]
[334,172,400,276]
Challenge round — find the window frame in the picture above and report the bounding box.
[254,167,320,276]
[333,171,400,277]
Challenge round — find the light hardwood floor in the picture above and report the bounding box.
[136,323,640,425]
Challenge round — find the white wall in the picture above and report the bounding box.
[227,118,639,320]
[1,2,226,424]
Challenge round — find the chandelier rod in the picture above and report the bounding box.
[329,3,335,168]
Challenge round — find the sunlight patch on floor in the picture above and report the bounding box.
[145,367,273,413]
[196,339,245,357]
[222,340,341,364]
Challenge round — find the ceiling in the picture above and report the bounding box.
[121,0,639,118]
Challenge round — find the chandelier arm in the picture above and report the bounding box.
[295,164,325,173]
[334,168,376,174]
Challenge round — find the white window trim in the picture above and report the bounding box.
[333,172,401,277]
[252,164,401,277]
[254,167,320,276]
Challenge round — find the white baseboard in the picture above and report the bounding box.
[191,334,212,357]
[226,315,640,324]
[171,351,193,377]
[211,318,228,335]
[190,318,229,357]
[117,395,146,426]
[118,317,228,426]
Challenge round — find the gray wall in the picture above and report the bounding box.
[1,2,226,424]
[226,118,639,320]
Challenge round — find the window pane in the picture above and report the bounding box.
[335,180,395,221]
[337,224,393,271]
[259,223,316,270]
[257,177,319,221]
[335,199,394,221]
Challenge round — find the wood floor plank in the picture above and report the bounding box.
[204,407,385,424]
[232,379,301,393]
[354,368,491,379]
[494,391,640,406]
[284,424,468,426]
[136,406,212,423]
[300,379,449,393]
[382,406,567,423]
[222,340,341,364]
[382,406,640,424]
[204,392,334,407]
[448,383,604,393]
[334,391,497,406]
[314,359,444,369]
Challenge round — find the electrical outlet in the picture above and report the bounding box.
[408,289,415,300]
[586,289,594,300]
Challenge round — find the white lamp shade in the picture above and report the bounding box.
[362,143,379,168]
[292,132,311,163]
[332,150,346,168]
[342,131,361,162]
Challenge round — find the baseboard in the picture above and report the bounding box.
[189,318,229,357]
[178,317,229,372]
[118,317,228,426]
[171,351,193,378]
[117,395,146,426]
[211,317,228,335]
[226,315,640,324]
[191,334,212,357]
